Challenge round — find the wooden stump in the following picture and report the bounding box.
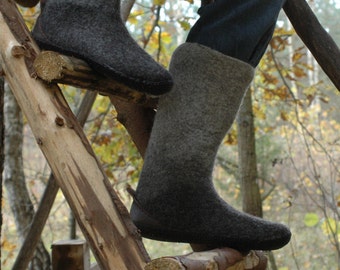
[52,240,90,270]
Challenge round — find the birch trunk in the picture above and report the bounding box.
[0,76,4,261]
[4,82,51,269]
[237,89,263,217]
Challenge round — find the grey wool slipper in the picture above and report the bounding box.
[32,0,173,96]
[130,43,291,252]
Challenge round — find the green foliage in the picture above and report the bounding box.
[304,213,320,227]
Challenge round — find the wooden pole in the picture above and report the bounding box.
[0,1,148,269]
[12,91,97,270]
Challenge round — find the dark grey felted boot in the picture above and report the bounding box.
[32,0,173,96]
[130,43,291,252]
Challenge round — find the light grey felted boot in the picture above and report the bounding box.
[32,0,173,95]
[130,43,291,252]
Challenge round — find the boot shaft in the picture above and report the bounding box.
[137,43,254,197]
[42,0,120,15]
[149,43,254,166]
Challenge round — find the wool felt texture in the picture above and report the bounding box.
[186,0,285,67]
[32,0,173,96]
[130,43,291,251]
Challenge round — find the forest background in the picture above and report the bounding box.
[1,0,340,269]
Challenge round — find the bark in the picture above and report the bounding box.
[145,248,267,270]
[0,75,4,261]
[237,89,263,217]
[4,82,51,269]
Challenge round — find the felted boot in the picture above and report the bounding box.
[32,0,173,95]
[130,43,291,252]
[186,0,285,66]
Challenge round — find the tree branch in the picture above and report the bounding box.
[284,0,340,92]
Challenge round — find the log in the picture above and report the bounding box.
[145,248,267,270]
[284,0,340,92]
[0,1,149,269]
[33,50,158,108]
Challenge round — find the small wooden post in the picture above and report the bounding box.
[52,239,90,270]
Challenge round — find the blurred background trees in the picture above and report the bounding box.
[1,0,339,269]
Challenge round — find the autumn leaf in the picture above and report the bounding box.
[280,111,289,121]
[321,218,339,236]
[223,127,238,145]
[1,239,17,251]
[293,66,307,78]
[178,20,191,31]
[292,52,304,62]
[153,0,166,5]
[253,104,266,120]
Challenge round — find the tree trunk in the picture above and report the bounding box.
[237,89,263,217]
[4,82,51,269]
[0,75,4,261]
[237,90,281,269]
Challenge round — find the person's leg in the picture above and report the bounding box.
[187,0,285,66]
[32,0,173,96]
[130,0,291,251]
